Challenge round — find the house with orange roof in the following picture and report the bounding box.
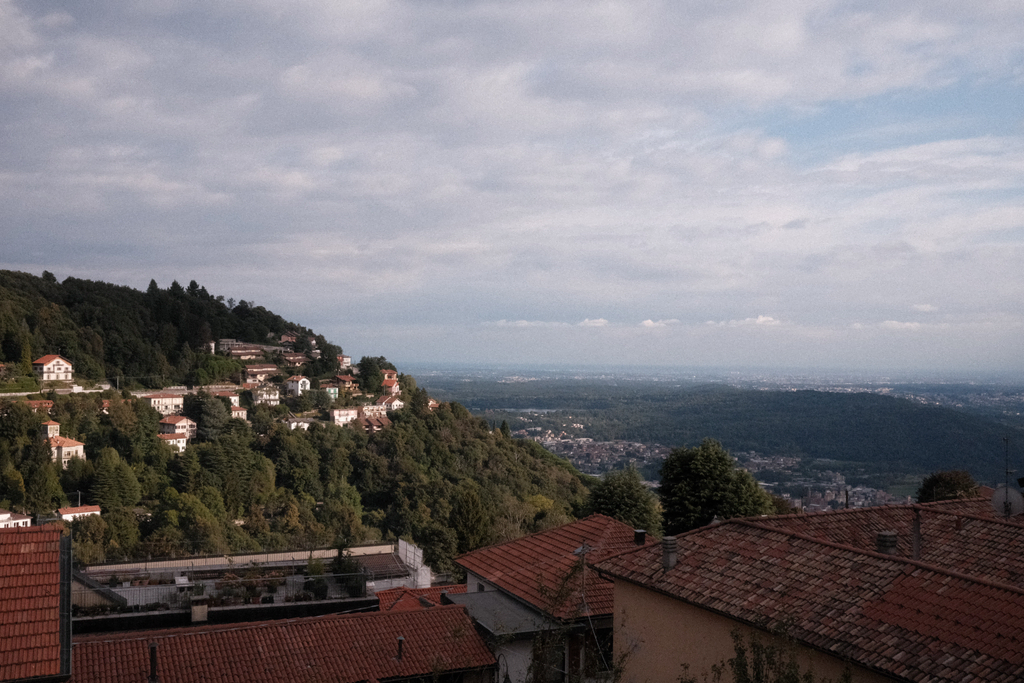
[381,378,401,395]
[356,415,391,433]
[70,604,494,683]
[25,399,54,413]
[230,405,247,421]
[32,354,73,382]
[159,415,196,439]
[450,514,654,683]
[0,525,72,682]
[45,422,84,469]
[594,499,1024,683]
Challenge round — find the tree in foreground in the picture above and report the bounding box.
[658,438,773,535]
[585,466,662,536]
[916,470,979,503]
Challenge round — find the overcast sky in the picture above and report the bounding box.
[2,1,1022,375]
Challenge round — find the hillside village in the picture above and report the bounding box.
[8,336,441,478]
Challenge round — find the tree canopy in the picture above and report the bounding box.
[658,438,773,535]
[915,470,979,503]
[584,466,661,536]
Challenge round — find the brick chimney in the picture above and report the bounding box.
[876,531,897,555]
[148,642,160,683]
[662,536,678,570]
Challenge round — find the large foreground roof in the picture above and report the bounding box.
[596,503,1024,683]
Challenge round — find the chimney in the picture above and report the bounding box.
[148,642,160,683]
[396,636,405,661]
[662,536,678,570]
[876,531,897,555]
[634,529,647,546]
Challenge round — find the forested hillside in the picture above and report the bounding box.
[0,270,593,573]
[0,269,334,388]
[0,393,588,572]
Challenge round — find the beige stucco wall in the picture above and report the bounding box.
[612,580,893,683]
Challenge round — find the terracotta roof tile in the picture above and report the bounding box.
[756,500,1024,589]
[595,513,1024,683]
[457,514,652,620]
[71,604,494,683]
[0,526,65,682]
[32,355,70,366]
[377,584,468,611]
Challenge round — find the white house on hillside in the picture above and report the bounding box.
[159,415,197,439]
[286,375,310,396]
[33,355,73,382]
[143,393,184,416]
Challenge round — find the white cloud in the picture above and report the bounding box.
[640,319,681,328]
[880,320,923,331]
[706,315,782,327]
[578,318,609,327]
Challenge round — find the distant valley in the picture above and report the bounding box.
[413,366,1024,500]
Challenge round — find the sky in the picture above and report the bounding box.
[2,1,1023,375]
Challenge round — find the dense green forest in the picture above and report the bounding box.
[0,269,337,388]
[0,271,593,573]
[0,392,589,572]
[419,377,1024,486]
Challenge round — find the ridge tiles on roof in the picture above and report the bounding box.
[595,512,1024,682]
[456,514,652,619]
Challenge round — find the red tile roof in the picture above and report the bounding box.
[0,526,69,682]
[457,514,652,620]
[71,605,494,683]
[32,355,70,366]
[57,505,101,516]
[755,500,1024,588]
[595,516,1024,683]
[377,584,468,612]
[47,435,84,448]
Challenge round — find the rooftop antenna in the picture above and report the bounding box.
[992,437,1023,518]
